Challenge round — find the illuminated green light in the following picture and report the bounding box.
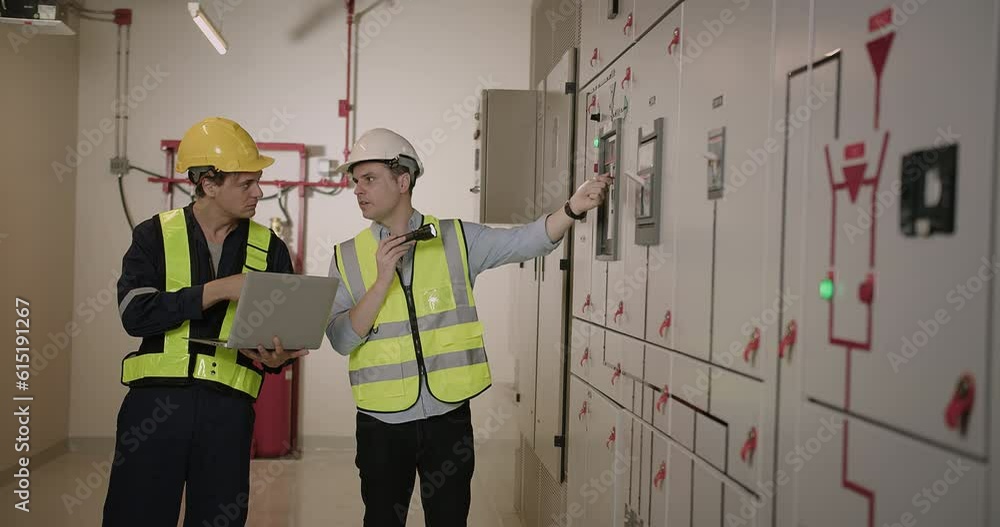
[593,136,600,148]
[819,279,835,300]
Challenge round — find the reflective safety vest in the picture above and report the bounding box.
[120,208,271,399]
[335,215,492,412]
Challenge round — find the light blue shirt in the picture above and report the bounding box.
[326,209,563,423]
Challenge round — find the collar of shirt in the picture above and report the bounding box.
[370,209,424,240]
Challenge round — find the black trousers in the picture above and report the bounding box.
[355,401,476,527]
[102,384,255,527]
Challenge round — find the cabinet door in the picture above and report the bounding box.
[535,49,577,483]
[587,390,620,526]
[647,428,672,527]
[636,9,684,351]
[665,444,693,527]
[514,258,539,447]
[711,368,767,492]
[788,402,987,527]
[604,39,649,342]
[634,0,679,38]
[690,0,780,382]
[566,377,592,525]
[570,319,597,383]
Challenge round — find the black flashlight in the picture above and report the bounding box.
[400,223,437,243]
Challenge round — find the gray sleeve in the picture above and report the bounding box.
[325,247,369,356]
[463,213,563,278]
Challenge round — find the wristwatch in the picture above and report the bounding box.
[564,200,587,220]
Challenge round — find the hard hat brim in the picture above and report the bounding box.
[175,154,275,174]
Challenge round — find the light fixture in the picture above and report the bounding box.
[187,2,227,55]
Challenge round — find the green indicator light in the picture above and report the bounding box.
[819,279,834,300]
[593,136,600,148]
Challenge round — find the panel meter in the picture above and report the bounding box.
[634,117,664,245]
[596,117,623,261]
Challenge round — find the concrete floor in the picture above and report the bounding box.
[3,385,524,527]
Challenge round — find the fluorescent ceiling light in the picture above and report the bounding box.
[187,2,227,55]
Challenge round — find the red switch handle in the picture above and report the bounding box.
[611,364,622,385]
[623,13,633,35]
[578,401,588,420]
[744,327,761,363]
[779,321,797,359]
[620,67,632,89]
[582,293,593,314]
[945,373,975,435]
[579,347,590,366]
[658,310,672,338]
[653,461,667,489]
[656,385,670,413]
[606,426,616,449]
[859,272,875,305]
[668,27,681,55]
[741,427,758,463]
[591,47,599,67]
[613,301,625,323]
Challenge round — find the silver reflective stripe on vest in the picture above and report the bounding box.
[424,347,488,373]
[368,305,479,342]
[118,287,159,317]
[438,220,470,307]
[339,239,367,302]
[349,360,420,386]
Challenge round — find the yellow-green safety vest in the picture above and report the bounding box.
[335,215,491,412]
[120,208,272,399]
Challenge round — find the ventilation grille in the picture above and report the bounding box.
[517,434,568,527]
[531,0,581,86]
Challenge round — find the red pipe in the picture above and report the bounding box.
[146,176,348,190]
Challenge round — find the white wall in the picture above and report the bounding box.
[68,0,533,440]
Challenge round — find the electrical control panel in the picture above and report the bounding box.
[546,2,1000,527]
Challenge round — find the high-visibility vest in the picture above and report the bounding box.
[334,215,492,412]
[120,208,272,399]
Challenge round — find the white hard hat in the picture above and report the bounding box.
[336,128,424,178]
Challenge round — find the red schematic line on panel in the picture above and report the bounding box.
[824,131,890,352]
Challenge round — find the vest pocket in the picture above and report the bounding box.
[353,340,407,401]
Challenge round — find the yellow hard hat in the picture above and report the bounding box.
[175,117,274,174]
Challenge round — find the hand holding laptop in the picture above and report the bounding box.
[239,335,310,369]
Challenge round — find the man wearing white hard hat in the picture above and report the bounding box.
[325,127,611,526]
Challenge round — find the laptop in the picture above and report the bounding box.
[187,271,339,350]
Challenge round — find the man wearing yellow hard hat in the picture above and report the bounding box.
[325,127,611,525]
[102,117,307,527]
